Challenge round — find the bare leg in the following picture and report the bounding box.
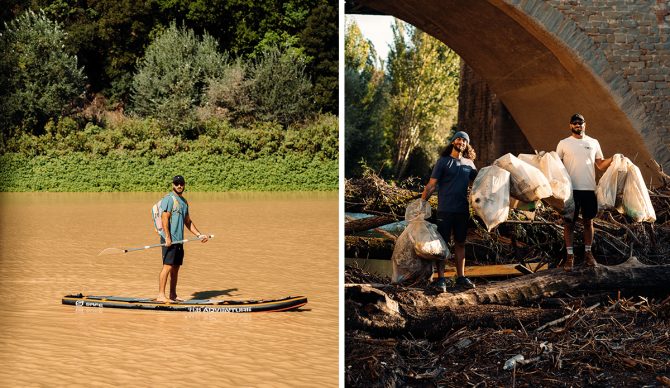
[157,264,172,301]
[562,220,575,271]
[454,242,466,277]
[169,265,181,301]
[583,218,597,266]
[563,221,574,250]
[583,219,594,246]
[436,260,446,279]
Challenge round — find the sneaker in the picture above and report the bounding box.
[432,277,448,293]
[563,254,574,272]
[455,276,476,289]
[584,251,597,267]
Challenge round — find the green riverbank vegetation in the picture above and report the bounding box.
[0,3,337,191]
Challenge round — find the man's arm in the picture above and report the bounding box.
[595,157,613,171]
[184,213,208,243]
[421,178,438,201]
[161,211,172,246]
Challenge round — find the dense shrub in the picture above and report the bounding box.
[0,10,86,137]
[0,152,337,191]
[130,22,227,137]
[200,58,255,126]
[284,113,338,160]
[248,46,314,126]
[1,112,338,160]
[201,46,316,128]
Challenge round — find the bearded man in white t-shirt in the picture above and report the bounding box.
[556,114,614,271]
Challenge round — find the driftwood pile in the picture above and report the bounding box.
[345,171,670,387]
[345,169,670,266]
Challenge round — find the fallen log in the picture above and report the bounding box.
[346,257,670,334]
[345,215,398,235]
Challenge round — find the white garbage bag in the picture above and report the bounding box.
[391,230,435,284]
[520,151,574,220]
[470,165,510,231]
[493,153,552,202]
[596,154,628,212]
[391,199,447,284]
[519,151,571,201]
[622,163,656,222]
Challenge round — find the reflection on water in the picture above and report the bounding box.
[0,192,338,386]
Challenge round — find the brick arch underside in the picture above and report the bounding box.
[358,0,661,182]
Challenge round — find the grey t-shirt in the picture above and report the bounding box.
[431,156,477,213]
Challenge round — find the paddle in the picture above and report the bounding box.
[98,234,214,256]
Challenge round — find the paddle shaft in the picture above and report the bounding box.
[121,234,214,253]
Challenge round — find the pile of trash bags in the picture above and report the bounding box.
[471,151,570,230]
[596,154,656,222]
[391,199,449,284]
[470,151,655,230]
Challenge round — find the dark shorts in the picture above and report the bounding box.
[436,211,469,244]
[570,190,598,221]
[161,237,184,266]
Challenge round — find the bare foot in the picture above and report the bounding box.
[170,296,185,302]
[155,295,170,303]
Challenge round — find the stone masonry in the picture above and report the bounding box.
[351,0,670,182]
[506,0,670,175]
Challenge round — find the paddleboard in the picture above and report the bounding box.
[62,293,307,312]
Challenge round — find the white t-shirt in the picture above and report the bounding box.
[556,135,604,190]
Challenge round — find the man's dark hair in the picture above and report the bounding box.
[441,144,477,160]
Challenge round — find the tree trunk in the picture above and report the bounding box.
[346,257,670,334]
[345,215,397,235]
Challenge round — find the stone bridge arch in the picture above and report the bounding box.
[348,0,670,184]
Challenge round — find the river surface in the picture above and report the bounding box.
[0,192,339,387]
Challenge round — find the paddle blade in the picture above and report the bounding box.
[98,247,127,256]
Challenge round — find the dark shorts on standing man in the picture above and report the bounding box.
[570,190,598,221]
[161,236,184,266]
[436,211,469,244]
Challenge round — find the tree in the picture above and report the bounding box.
[247,45,314,127]
[130,22,227,137]
[39,0,159,102]
[300,0,338,114]
[0,9,86,137]
[344,20,387,177]
[385,20,460,179]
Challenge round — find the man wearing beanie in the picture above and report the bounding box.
[156,175,209,302]
[556,114,613,271]
[420,131,478,292]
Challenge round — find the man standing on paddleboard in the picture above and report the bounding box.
[157,175,209,302]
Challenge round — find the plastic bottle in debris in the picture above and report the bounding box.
[503,355,524,370]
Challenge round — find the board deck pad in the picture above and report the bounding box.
[62,293,307,312]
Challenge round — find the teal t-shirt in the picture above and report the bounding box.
[159,193,189,241]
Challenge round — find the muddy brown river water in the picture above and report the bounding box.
[0,192,338,386]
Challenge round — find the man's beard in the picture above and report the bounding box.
[454,143,466,153]
[571,128,584,136]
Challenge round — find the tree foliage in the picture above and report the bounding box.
[300,0,338,114]
[344,21,387,177]
[130,22,227,137]
[1,0,337,114]
[200,45,315,128]
[0,9,86,137]
[385,20,460,179]
[248,46,314,127]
